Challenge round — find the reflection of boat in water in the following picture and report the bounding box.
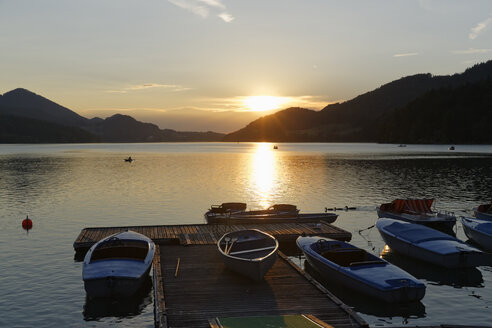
[83,275,153,320]
[380,245,484,288]
[303,260,426,318]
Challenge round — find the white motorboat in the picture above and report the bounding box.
[82,230,155,298]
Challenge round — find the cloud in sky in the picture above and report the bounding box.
[469,14,492,40]
[168,0,234,23]
[393,52,419,58]
[106,83,191,94]
[451,48,492,54]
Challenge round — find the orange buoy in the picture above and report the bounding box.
[22,215,33,231]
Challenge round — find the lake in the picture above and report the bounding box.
[1,142,491,327]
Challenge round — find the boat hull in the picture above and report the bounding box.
[474,208,492,221]
[377,209,456,235]
[296,236,425,303]
[206,212,338,225]
[84,266,151,298]
[220,250,278,281]
[461,217,492,252]
[376,218,486,268]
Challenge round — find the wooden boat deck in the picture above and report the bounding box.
[73,221,352,253]
[153,244,367,328]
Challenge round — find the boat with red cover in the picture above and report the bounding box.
[377,198,456,234]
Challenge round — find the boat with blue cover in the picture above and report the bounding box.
[376,218,487,268]
[296,236,425,303]
[461,217,492,252]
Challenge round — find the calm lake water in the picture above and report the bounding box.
[1,142,492,327]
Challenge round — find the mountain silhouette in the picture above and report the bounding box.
[224,60,492,143]
[0,89,224,143]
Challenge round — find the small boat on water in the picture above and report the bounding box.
[376,218,487,268]
[205,202,337,224]
[217,229,278,281]
[377,198,456,234]
[461,217,492,252]
[124,156,133,162]
[296,236,425,303]
[473,202,492,221]
[83,230,155,298]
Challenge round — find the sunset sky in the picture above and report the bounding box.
[1,0,492,133]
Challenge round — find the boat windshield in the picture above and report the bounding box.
[90,239,149,262]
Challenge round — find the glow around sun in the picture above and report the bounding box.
[243,96,291,112]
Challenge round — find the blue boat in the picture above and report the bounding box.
[461,217,492,252]
[376,218,488,268]
[296,236,425,303]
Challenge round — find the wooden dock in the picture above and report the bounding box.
[75,222,360,327]
[73,221,352,253]
[153,244,368,328]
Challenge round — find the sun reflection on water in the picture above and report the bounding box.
[250,143,277,208]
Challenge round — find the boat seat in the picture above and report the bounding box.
[320,249,367,267]
[229,246,276,256]
[91,246,149,262]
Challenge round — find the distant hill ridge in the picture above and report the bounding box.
[2,60,492,143]
[224,60,492,143]
[0,89,225,143]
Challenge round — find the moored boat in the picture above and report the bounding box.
[82,230,155,298]
[461,217,492,252]
[376,218,487,268]
[296,236,425,303]
[217,229,278,281]
[377,198,456,234]
[474,202,492,221]
[205,203,337,224]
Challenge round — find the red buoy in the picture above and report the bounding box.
[22,215,33,231]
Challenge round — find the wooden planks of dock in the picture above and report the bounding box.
[73,221,352,253]
[154,244,367,328]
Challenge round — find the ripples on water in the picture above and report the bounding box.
[0,143,491,327]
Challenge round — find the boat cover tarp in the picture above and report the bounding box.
[216,314,330,328]
[383,221,455,244]
[391,199,434,214]
[271,204,297,212]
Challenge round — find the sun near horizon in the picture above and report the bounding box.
[243,96,291,112]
